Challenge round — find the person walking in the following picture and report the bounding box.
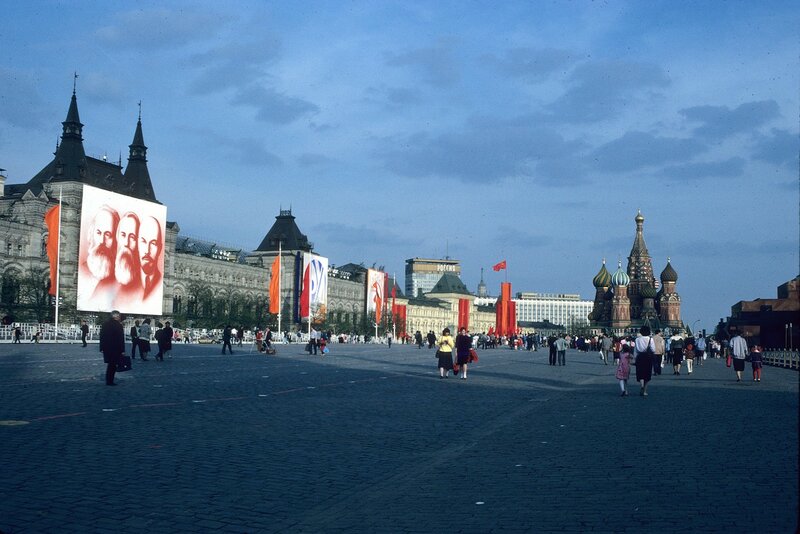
[155,321,172,361]
[138,319,152,361]
[455,327,472,380]
[415,330,423,349]
[730,329,749,382]
[13,326,22,343]
[670,333,685,375]
[696,334,707,366]
[750,344,763,382]
[652,329,665,375]
[236,326,244,346]
[548,335,558,365]
[634,325,656,396]
[436,327,455,379]
[600,333,612,365]
[264,327,274,353]
[255,329,263,352]
[130,320,141,359]
[80,320,90,347]
[555,334,568,366]
[427,330,436,349]
[615,341,633,396]
[684,338,695,375]
[99,310,125,386]
[222,325,234,354]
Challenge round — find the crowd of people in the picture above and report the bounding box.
[95,311,763,389]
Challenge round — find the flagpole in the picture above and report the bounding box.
[54,186,62,343]
[392,273,396,340]
[277,242,281,341]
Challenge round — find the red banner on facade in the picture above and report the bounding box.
[458,298,470,331]
[44,204,60,296]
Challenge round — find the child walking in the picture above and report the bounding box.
[750,345,763,382]
[616,344,633,396]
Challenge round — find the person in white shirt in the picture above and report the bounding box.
[729,330,749,382]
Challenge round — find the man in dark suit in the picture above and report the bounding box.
[99,310,125,386]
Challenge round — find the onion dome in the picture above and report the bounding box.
[611,261,630,287]
[660,258,678,283]
[592,259,612,288]
[635,209,644,224]
[640,284,657,299]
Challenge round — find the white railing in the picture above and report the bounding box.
[0,323,99,343]
[763,349,799,370]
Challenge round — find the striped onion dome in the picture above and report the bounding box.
[660,258,678,283]
[592,259,612,288]
[611,261,630,287]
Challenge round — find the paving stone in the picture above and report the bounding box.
[0,343,796,532]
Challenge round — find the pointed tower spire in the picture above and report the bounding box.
[477,267,488,297]
[123,104,157,201]
[52,85,88,181]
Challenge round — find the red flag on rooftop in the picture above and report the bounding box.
[44,204,60,296]
[492,260,506,272]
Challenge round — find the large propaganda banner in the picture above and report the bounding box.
[299,252,328,321]
[76,184,167,315]
[366,268,385,323]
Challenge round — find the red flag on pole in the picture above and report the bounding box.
[492,260,507,272]
[269,256,280,314]
[44,205,60,296]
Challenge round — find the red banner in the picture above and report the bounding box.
[396,305,407,338]
[495,282,514,336]
[493,260,507,271]
[299,263,311,318]
[44,204,60,296]
[269,255,280,314]
[458,298,470,331]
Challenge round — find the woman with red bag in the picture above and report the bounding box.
[455,327,473,380]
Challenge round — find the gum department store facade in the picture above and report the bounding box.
[0,92,497,335]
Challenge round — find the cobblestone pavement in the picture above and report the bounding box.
[0,342,797,533]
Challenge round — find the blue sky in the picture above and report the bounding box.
[1,0,798,331]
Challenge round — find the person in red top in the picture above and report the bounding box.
[255,329,263,352]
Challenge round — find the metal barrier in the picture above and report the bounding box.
[0,323,100,343]
[763,349,799,370]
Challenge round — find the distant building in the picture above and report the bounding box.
[589,211,683,336]
[475,292,593,332]
[721,276,800,349]
[515,292,593,330]
[405,257,460,298]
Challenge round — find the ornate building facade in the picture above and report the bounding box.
[589,212,683,335]
[1,89,493,336]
